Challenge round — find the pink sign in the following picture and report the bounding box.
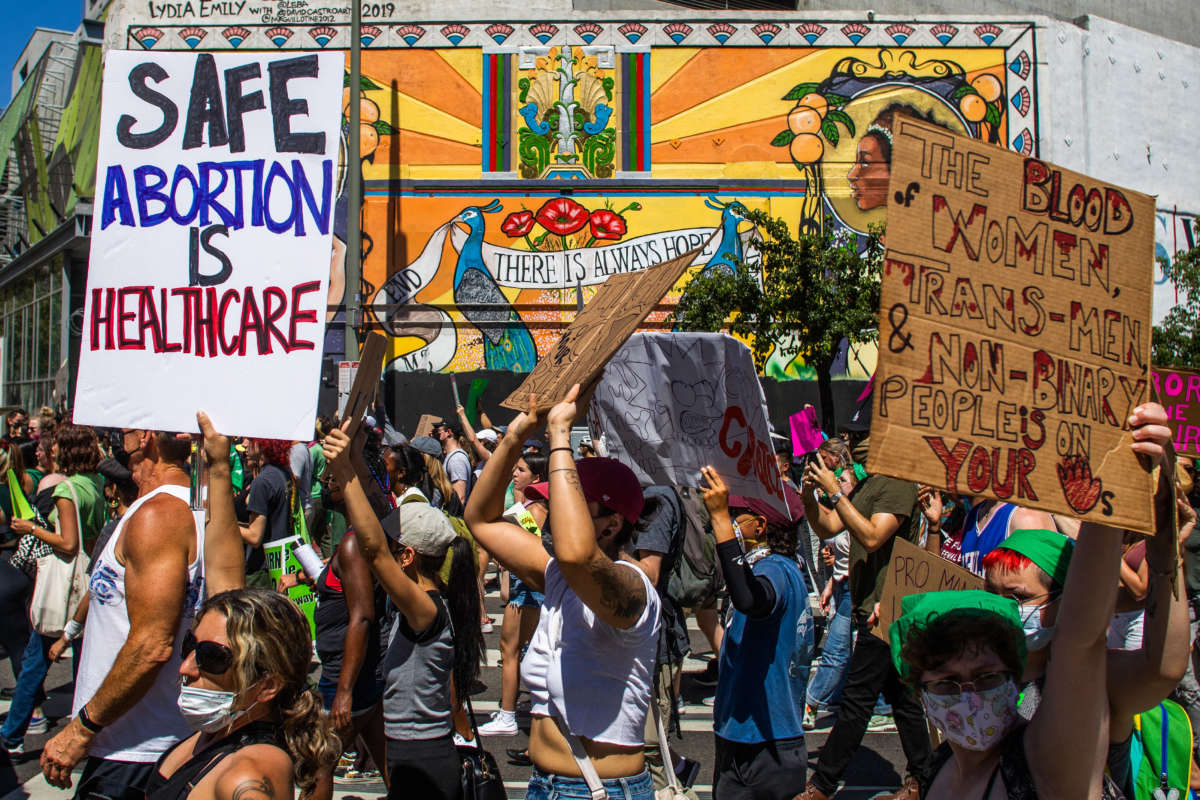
[790,407,825,456]
[1152,367,1200,457]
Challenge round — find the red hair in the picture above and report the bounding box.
[981,546,1033,575]
[251,438,293,468]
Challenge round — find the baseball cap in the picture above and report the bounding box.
[380,504,457,556]
[523,439,544,451]
[409,436,442,457]
[477,428,498,444]
[524,457,644,523]
[993,529,1074,589]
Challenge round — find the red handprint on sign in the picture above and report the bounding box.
[1056,454,1102,514]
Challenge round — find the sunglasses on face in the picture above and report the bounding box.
[182,630,235,675]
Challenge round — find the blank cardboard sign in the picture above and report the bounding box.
[1152,366,1200,457]
[501,248,700,413]
[872,538,985,642]
[869,117,1156,534]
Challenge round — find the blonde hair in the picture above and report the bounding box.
[423,452,454,504]
[197,589,340,792]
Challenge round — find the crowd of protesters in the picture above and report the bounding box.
[0,388,1190,800]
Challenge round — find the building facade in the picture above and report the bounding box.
[2,0,1198,411]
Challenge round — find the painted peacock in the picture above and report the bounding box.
[453,200,538,372]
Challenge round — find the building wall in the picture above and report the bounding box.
[102,3,1199,381]
[10,29,74,100]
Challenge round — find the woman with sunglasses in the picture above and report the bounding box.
[322,421,483,800]
[142,415,341,800]
[464,387,660,800]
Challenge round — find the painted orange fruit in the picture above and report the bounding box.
[360,122,379,155]
[798,92,828,119]
[960,94,988,122]
[788,105,823,135]
[971,73,1003,103]
[789,132,824,164]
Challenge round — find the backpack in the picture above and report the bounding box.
[666,486,724,608]
[1129,699,1193,800]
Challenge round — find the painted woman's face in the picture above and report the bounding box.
[846,134,890,212]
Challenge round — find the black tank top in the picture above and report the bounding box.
[145,720,283,799]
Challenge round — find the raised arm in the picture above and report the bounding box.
[42,496,192,789]
[324,425,438,634]
[702,466,777,619]
[463,395,550,590]
[330,535,374,733]
[544,385,647,630]
[800,473,845,540]
[805,457,901,552]
[1027,402,1174,798]
[457,404,492,463]
[199,411,244,595]
[1108,440,1189,739]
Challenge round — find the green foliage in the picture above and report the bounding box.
[671,208,884,376]
[1153,219,1200,368]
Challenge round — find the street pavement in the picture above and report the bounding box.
[0,576,910,799]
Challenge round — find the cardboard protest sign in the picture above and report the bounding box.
[340,333,387,439]
[414,414,440,439]
[501,248,701,412]
[264,533,318,639]
[73,51,342,439]
[869,117,1156,533]
[589,332,791,520]
[872,537,985,642]
[1152,367,1200,457]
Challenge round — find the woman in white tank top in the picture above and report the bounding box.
[465,387,660,800]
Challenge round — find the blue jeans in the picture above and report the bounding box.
[526,767,654,800]
[807,580,851,711]
[1,633,55,746]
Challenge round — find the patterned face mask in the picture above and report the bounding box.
[922,679,1020,751]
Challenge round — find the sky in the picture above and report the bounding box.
[0,0,83,109]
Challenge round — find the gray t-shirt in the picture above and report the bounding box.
[382,590,453,740]
[442,449,472,498]
[289,442,313,511]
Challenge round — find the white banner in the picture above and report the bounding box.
[589,332,790,520]
[74,50,342,439]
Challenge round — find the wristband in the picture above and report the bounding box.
[63,620,83,640]
[549,447,574,456]
[78,704,104,734]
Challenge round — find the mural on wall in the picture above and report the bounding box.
[110,11,1045,378]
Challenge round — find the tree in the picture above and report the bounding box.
[671,208,883,432]
[1153,219,1200,368]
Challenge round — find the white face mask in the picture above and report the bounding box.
[1019,602,1056,651]
[178,685,254,734]
[922,679,1020,751]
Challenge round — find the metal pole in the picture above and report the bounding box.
[345,1,362,356]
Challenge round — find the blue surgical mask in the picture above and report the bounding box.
[1019,602,1055,651]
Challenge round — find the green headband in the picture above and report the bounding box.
[889,590,1025,680]
[995,528,1074,589]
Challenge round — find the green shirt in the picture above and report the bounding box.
[326,508,348,553]
[51,472,108,545]
[308,443,325,501]
[846,474,921,619]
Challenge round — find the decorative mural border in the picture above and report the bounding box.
[124,19,1041,156]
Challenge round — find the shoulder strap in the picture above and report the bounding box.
[551,716,607,800]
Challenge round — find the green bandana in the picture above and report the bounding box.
[889,590,1025,679]
[995,528,1074,589]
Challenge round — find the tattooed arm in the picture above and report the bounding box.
[546,385,647,630]
[214,747,293,800]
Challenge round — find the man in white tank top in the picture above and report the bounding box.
[41,430,203,799]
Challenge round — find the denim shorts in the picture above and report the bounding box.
[526,767,654,800]
[509,573,545,608]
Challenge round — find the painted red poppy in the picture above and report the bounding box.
[501,211,535,237]
[535,198,589,235]
[588,209,627,240]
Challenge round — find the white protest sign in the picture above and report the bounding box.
[589,332,790,519]
[73,50,342,439]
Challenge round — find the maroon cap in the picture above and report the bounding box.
[525,457,644,524]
